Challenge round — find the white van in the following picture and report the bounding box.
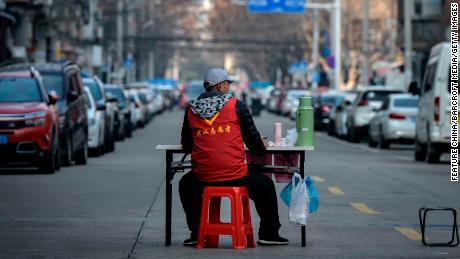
[414,42,452,163]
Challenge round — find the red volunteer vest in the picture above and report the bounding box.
[187,98,247,182]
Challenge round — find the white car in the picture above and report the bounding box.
[125,89,138,130]
[84,87,105,156]
[346,87,402,142]
[368,94,419,149]
[282,89,310,117]
[333,91,359,137]
[415,42,452,163]
[288,90,313,120]
[128,89,148,127]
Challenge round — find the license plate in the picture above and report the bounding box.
[0,134,7,145]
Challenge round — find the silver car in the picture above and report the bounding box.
[368,94,419,149]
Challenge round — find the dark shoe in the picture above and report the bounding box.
[257,235,289,246]
[183,234,197,246]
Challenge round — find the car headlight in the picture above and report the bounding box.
[25,117,46,127]
[24,111,46,127]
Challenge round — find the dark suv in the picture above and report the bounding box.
[37,62,88,166]
[0,65,60,173]
[104,84,132,138]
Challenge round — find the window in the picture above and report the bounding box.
[0,77,43,103]
[423,63,437,93]
[42,73,64,100]
[85,81,104,102]
[363,90,401,101]
[393,98,419,108]
[380,97,390,111]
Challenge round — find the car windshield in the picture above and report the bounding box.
[0,77,43,103]
[363,90,400,102]
[321,95,343,106]
[42,73,64,100]
[393,98,419,108]
[138,92,148,104]
[85,81,104,102]
[287,91,308,100]
[186,84,203,95]
[105,87,127,107]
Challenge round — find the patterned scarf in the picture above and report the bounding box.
[189,94,231,119]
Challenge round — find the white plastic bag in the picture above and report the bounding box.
[288,173,309,226]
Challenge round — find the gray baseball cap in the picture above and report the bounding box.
[203,68,235,88]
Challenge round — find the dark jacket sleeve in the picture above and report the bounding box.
[181,108,192,153]
[236,100,266,154]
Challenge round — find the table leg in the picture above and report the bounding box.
[165,151,173,246]
[300,151,306,247]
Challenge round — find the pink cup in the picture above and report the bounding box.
[274,122,282,146]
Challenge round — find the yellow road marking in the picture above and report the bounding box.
[311,176,325,182]
[328,186,345,196]
[350,203,379,215]
[394,227,422,241]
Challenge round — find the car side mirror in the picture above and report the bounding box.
[96,103,106,111]
[336,105,343,112]
[344,101,352,106]
[67,91,79,102]
[48,93,58,105]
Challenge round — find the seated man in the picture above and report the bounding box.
[179,68,288,246]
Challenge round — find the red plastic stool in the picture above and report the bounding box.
[196,186,255,249]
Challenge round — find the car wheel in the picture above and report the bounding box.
[327,121,335,136]
[39,144,56,174]
[107,136,115,152]
[75,140,88,165]
[426,135,440,163]
[54,136,61,171]
[414,139,427,161]
[62,136,73,167]
[368,134,378,148]
[126,121,133,138]
[349,127,359,143]
[379,129,390,149]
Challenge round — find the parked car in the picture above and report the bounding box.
[415,42,452,163]
[128,89,149,127]
[104,84,132,138]
[83,87,105,156]
[281,89,311,116]
[315,92,344,131]
[38,62,88,166]
[368,94,419,149]
[267,88,281,113]
[285,90,311,120]
[0,66,60,173]
[83,76,116,152]
[124,89,138,130]
[335,92,359,139]
[179,81,205,109]
[346,87,402,142]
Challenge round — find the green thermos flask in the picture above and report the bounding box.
[296,96,314,147]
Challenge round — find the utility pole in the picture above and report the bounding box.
[333,0,341,90]
[312,8,319,90]
[404,0,413,89]
[117,0,124,69]
[362,0,369,88]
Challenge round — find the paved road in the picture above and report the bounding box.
[0,109,458,259]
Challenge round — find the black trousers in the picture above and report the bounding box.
[179,170,281,238]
